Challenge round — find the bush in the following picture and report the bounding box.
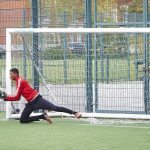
[42,47,65,60]
[42,47,85,60]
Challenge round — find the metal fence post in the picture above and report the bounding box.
[127,34,130,80]
[134,34,138,80]
[63,11,68,83]
[106,54,109,84]
[32,0,39,91]
[99,13,104,82]
[143,0,149,114]
[93,0,98,112]
[22,8,26,79]
[85,0,93,112]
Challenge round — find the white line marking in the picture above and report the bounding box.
[57,122,150,129]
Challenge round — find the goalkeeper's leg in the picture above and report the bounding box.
[20,103,45,123]
[20,95,81,123]
[34,96,81,118]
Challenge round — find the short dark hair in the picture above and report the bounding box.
[10,68,19,75]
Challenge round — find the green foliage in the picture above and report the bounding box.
[128,0,143,13]
[42,47,85,60]
[42,47,65,60]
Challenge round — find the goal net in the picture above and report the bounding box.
[5,28,150,123]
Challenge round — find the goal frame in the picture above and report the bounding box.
[6,27,150,120]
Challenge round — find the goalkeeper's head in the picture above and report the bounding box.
[10,68,19,80]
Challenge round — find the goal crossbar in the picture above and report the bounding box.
[6,27,150,34]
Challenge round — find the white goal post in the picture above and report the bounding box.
[5,27,150,120]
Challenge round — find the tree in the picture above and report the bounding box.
[128,0,143,13]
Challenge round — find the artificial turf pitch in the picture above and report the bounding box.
[0,112,150,150]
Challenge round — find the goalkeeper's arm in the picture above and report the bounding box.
[0,90,21,101]
[4,78,23,101]
[4,86,22,101]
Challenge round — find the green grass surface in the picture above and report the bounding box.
[0,112,150,150]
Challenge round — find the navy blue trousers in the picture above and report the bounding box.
[20,95,76,123]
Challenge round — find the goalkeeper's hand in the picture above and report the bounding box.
[0,90,7,100]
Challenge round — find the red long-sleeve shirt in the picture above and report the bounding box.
[5,76,39,102]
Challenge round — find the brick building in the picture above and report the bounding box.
[0,0,29,46]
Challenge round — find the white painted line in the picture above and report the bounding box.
[57,122,150,129]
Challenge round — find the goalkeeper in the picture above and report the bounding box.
[1,68,81,124]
